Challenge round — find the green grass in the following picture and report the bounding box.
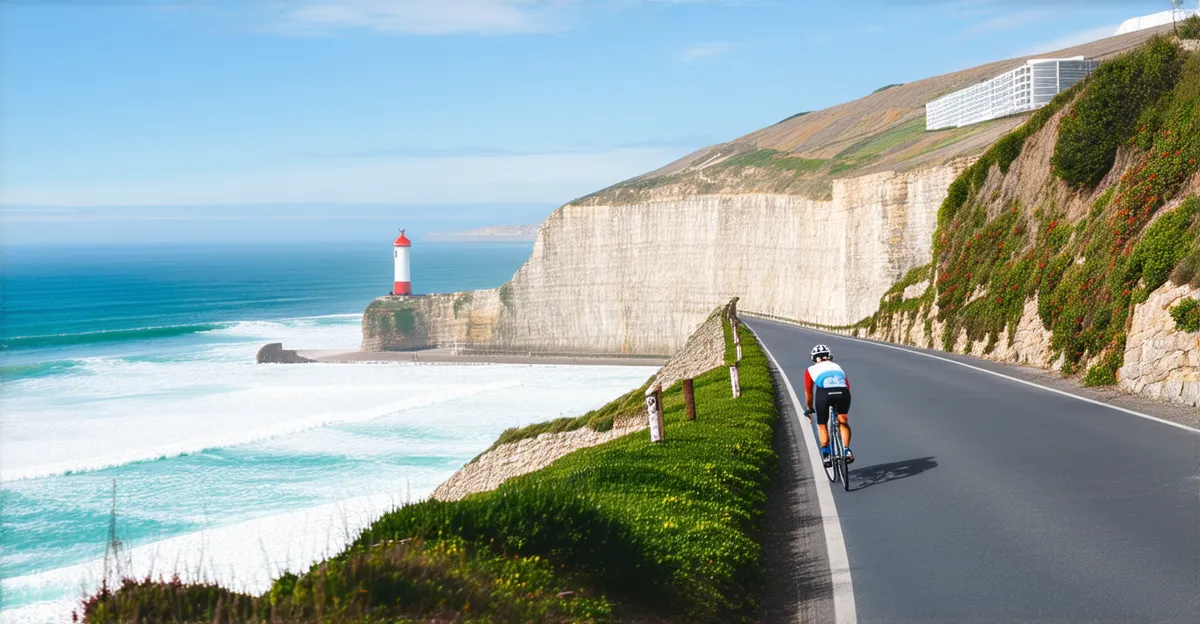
[85,317,780,623]
[774,111,811,125]
[872,83,903,94]
[719,149,826,173]
[477,379,653,456]
[830,116,927,174]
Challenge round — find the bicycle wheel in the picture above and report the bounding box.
[816,414,837,483]
[826,407,842,485]
[833,408,850,491]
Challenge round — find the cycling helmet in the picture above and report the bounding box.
[810,344,833,362]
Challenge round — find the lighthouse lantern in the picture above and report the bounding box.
[393,229,412,295]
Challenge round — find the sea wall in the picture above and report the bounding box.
[363,161,969,355]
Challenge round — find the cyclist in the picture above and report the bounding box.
[803,344,853,467]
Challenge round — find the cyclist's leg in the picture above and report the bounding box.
[814,389,831,448]
[837,390,852,447]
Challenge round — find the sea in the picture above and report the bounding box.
[0,242,655,623]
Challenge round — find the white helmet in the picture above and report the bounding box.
[810,344,832,362]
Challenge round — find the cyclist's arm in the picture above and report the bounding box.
[803,370,814,411]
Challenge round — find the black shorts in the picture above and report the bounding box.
[814,387,851,425]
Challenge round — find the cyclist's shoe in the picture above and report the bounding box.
[844,447,855,464]
[820,446,832,467]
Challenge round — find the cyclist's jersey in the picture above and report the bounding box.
[804,360,850,395]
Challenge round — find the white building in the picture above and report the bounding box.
[926,57,1100,130]
[1115,8,1200,36]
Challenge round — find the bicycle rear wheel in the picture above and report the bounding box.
[816,413,837,483]
[827,407,842,485]
[832,408,850,491]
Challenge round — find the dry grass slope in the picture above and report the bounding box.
[577,25,1177,205]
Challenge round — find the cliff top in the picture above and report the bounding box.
[575,25,1174,205]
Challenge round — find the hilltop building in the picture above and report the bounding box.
[925,57,1100,130]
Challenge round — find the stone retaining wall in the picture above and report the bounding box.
[1120,283,1200,406]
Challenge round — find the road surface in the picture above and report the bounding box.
[747,317,1200,623]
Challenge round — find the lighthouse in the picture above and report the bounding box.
[393,229,412,295]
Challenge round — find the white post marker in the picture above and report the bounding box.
[736,342,743,362]
[730,364,741,398]
[645,383,665,442]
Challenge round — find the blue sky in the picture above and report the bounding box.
[0,0,1181,243]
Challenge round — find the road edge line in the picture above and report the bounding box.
[748,324,858,624]
[747,314,1200,435]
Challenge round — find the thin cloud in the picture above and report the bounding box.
[962,7,1053,35]
[1018,23,1121,55]
[269,0,575,36]
[680,42,733,62]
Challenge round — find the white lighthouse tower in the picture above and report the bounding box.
[393,229,412,295]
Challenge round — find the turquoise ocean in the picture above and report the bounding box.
[0,242,654,623]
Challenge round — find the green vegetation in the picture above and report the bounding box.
[1179,14,1200,39]
[1171,297,1200,332]
[87,318,780,623]
[453,292,475,318]
[872,83,904,94]
[498,283,514,309]
[865,39,1200,383]
[831,116,926,174]
[1051,38,1183,188]
[391,308,416,333]
[479,379,652,454]
[774,111,810,125]
[721,149,826,173]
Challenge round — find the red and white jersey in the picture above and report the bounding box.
[804,360,849,396]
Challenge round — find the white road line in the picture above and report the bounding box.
[749,325,858,624]
[748,315,1200,435]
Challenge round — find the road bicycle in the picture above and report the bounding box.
[808,406,850,491]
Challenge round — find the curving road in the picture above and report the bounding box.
[746,317,1200,624]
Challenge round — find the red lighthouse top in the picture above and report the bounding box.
[393,230,412,247]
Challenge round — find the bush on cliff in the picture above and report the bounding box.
[1179,15,1200,39]
[1051,37,1183,188]
[85,318,780,623]
[1171,297,1200,333]
[876,40,1200,385]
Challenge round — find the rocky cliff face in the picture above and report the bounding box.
[362,160,967,355]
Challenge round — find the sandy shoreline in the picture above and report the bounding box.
[293,347,667,367]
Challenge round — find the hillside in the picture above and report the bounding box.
[577,25,1175,204]
[857,35,1200,404]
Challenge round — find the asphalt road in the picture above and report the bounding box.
[746,317,1200,623]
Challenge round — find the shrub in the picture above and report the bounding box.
[1179,14,1200,39]
[1171,297,1200,332]
[1083,350,1123,386]
[1052,38,1183,188]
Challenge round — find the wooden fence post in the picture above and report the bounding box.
[683,378,696,421]
[730,363,741,398]
[645,382,665,442]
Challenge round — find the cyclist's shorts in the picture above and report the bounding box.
[814,387,851,424]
